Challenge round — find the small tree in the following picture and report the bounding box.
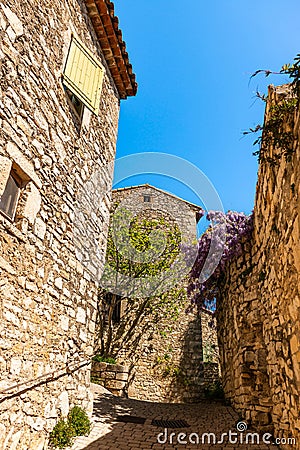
[95,207,187,359]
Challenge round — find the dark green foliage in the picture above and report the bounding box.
[246,99,297,164]
[251,53,300,93]
[281,54,300,93]
[68,406,91,436]
[48,420,75,449]
[49,406,91,449]
[92,354,116,364]
[204,380,225,400]
[259,99,297,163]
[246,53,300,164]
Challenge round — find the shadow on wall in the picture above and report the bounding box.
[93,302,221,404]
[125,309,221,404]
[164,310,221,403]
[162,312,205,403]
[149,314,204,403]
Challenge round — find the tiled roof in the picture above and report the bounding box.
[84,0,137,99]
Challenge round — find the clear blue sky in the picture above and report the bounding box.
[113,0,300,215]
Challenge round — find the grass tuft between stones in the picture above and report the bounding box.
[92,354,117,364]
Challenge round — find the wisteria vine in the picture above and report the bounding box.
[187,211,254,309]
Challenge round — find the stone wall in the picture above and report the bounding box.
[91,361,129,397]
[0,1,121,448]
[125,307,219,403]
[201,309,220,388]
[217,85,300,445]
[126,307,204,403]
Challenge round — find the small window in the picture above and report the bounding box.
[62,35,104,116]
[103,293,123,324]
[0,171,22,221]
[64,87,84,120]
[143,195,151,203]
[112,299,121,323]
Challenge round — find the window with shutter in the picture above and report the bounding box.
[62,35,104,115]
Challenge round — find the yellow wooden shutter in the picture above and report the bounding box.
[62,35,104,115]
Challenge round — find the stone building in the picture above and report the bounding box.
[95,184,220,403]
[111,184,203,242]
[217,84,300,447]
[0,0,136,448]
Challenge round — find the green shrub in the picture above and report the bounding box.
[48,419,75,449]
[68,406,91,436]
[49,406,91,449]
[92,354,116,364]
[204,380,225,399]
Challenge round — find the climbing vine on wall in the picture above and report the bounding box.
[256,98,297,164]
[245,53,300,164]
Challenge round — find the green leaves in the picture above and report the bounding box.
[49,420,75,449]
[49,407,91,449]
[246,51,300,163]
[67,406,91,436]
[106,210,181,278]
[97,209,187,359]
[92,354,116,364]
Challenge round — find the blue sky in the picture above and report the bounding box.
[113,0,300,215]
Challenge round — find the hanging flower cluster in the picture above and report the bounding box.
[187,211,254,309]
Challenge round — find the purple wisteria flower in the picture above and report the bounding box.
[187,210,254,309]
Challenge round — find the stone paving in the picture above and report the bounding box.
[70,384,274,450]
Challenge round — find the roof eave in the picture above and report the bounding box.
[84,0,137,99]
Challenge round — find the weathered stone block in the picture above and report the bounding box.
[9,429,22,450]
[22,182,42,225]
[6,143,41,188]
[0,256,16,275]
[105,380,126,390]
[76,307,86,324]
[100,371,115,379]
[92,361,107,372]
[10,358,22,376]
[116,372,129,381]
[111,364,129,373]
[58,391,69,418]
[0,5,23,37]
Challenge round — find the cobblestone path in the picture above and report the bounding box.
[70,384,273,450]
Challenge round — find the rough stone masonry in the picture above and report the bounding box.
[0,0,136,448]
[217,84,300,449]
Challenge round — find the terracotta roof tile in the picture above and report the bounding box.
[84,0,137,99]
